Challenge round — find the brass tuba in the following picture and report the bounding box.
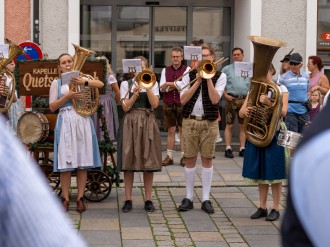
[0,38,25,113]
[70,43,99,117]
[244,36,285,147]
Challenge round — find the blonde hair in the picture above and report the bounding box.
[309,89,321,103]
[95,56,113,75]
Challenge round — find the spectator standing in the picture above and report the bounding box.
[309,89,322,122]
[307,55,329,96]
[279,53,309,134]
[160,47,186,167]
[222,48,251,158]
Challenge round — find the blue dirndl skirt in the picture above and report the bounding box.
[242,131,286,182]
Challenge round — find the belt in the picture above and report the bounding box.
[228,93,246,99]
[188,115,207,121]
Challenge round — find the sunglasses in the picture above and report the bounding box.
[289,62,301,66]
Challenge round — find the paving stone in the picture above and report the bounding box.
[80,219,119,231]
[122,227,153,240]
[190,232,224,241]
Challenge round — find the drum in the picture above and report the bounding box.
[17,111,50,144]
[277,130,303,149]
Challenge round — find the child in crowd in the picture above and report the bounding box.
[309,89,322,122]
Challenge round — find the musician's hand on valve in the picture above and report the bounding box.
[245,106,253,118]
[259,93,270,105]
[66,90,82,100]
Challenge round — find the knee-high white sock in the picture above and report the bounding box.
[184,167,196,201]
[167,149,173,159]
[202,166,214,201]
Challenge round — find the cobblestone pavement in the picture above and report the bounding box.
[67,149,287,247]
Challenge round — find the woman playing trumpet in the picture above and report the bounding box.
[117,56,162,213]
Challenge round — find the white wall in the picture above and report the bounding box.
[40,0,69,59]
[262,0,308,72]
[68,0,80,55]
[234,0,262,62]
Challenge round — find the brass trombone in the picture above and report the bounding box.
[135,69,156,89]
[173,57,228,91]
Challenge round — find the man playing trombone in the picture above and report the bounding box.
[177,44,227,214]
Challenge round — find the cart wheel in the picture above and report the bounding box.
[84,170,112,202]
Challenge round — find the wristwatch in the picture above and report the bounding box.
[84,79,89,86]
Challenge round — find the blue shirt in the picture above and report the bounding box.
[222,63,250,95]
[279,70,309,114]
[0,116,87,247]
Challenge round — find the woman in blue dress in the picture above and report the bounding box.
[239,64,288,221]
[49,53,103,213]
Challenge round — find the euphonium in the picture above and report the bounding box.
[0,38,25,113]
[71,43,99,117]
[244,36,285,147]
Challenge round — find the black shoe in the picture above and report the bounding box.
[178,198,194,211]
[122,200,133,212]
[265,209,280,221]
[239,149,245,157]
[144,200,155,212]
[201,200,215,214]
[225,149,234,158]
[251,207,268,219]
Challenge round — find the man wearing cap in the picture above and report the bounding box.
[222,48,251,158]
[278,53,309,134]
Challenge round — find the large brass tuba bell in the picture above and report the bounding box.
[70,43,99,117]
[244,36,285,147]
[0,38,25,113]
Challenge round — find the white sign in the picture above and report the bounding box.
[184,46,202,61]
[0,44,9,59]
[122,59,142,73]
[234,62,253,78]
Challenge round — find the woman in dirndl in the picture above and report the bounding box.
[117,56,162,213]
[92,56,120,141]
[49,53,103,213]
[239,64,288,221]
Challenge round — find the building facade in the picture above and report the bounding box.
[1,0,329,130]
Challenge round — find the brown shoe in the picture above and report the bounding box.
[162,155,173,166]
[180,157,185,167]
[61,197,69,212]
[76,197,87,213]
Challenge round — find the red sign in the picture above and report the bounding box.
[17,41,43,61]
[320,32,330,42]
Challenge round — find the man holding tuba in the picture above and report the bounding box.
[177,44,227,214]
